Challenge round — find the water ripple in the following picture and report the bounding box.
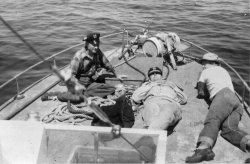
[0,0,249,86]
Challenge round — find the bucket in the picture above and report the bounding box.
[142,37,165,57]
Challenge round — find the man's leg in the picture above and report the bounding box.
[121,96,135,128]
[57,92,83,103]
[186,88,236,163]
[220,99,250,153]
[145,100,181,130]
[142,101,160,129]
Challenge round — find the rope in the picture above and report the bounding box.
[88,96,116,107]
[41,97,117,124]
[42,103,93,125]
[67,101,93,114]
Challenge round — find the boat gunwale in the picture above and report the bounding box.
[0,65,68,112]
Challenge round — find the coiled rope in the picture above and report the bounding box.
[42,96,116,124]
[42,103,93,125]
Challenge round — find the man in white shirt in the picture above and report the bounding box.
[186,53,250,163]
[131,67,187,132]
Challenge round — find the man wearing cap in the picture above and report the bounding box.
[41,33,117,101]
[186,52,250,163]
[69,32,116,88]
[131,67,187,132]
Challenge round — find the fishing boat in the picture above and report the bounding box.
[0,20,249,164]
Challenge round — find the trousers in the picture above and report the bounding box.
[198,88,250,152]
[143,96,182,130]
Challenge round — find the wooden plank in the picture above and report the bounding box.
[0,75,60,120]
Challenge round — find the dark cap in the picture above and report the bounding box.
[148,67,162,77]
[82,33,100,42]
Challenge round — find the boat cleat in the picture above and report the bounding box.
[118,75,128,80]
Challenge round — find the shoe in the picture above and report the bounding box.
[41,93,49,101]
[59,81,66,86]
[167,118,181,136]
[185,148,215,163]
[41,93,57,101]
[246,141,250,153]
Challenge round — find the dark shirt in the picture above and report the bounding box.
[70,48,114,86]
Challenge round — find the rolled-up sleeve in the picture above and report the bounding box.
[174,86,188,105]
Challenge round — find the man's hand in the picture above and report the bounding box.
[58,68,86,94]
[150,81,161,87]
[96,68,106,76]
[60,68,72,81]
[195,58,202,64]
[74,80,86,93]
[196,82,206,99]
[92,68,106,80]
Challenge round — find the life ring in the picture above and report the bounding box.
[142,37,165,57]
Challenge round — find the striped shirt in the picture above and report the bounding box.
[70,48,114,79]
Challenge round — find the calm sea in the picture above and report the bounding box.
[0,0,249,104]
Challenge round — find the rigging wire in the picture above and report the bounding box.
[0,16,47,62]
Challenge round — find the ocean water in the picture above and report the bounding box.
[0,0,249,103]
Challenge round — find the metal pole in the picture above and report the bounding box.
[15,78,24,100]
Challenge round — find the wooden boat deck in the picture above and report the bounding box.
[0,50,249,163]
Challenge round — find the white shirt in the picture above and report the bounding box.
[131,80,187,105]
[198,66,234,100]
